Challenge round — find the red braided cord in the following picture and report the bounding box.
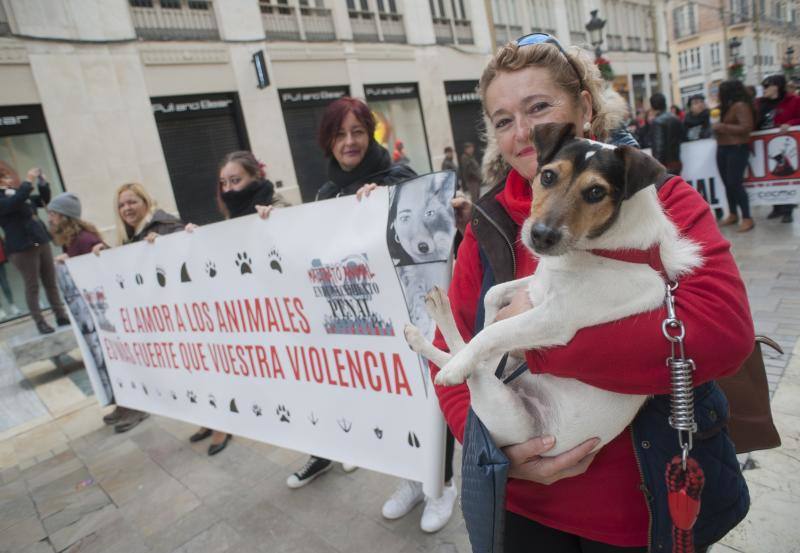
[666,456,705,553]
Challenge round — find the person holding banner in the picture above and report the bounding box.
[714,80,756,232]
[188,150,288,456]
[92,182,185,432]
[756,74,800,223]
[432,35,751,552]
[295,99,408,487]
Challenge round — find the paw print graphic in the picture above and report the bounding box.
[268,248,283,274]
[170,390,177,400]
[374,427,383,439]
[156,266,167,287]
[116,379,124,389]
[276,404,291,423]
[115,275,125,289]
[131,381,137,390]
[252,404,263,416]
[135,273,144,285]
[309,412,319,425]
[208,394,217,408]
[187,390,197,404]
[205,261,217,278]
[235,252,253,274]
[407,432,421,448]
[142,384,149,396]
[338,418,353,433]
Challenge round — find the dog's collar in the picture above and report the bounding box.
[589,245,666,277]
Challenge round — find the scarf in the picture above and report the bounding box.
[497,169,533,226]
[221,179,276,219]
[327,141,392,194]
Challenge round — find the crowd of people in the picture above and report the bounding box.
[0,30,792,551]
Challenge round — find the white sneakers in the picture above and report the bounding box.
[341,463,358,473]
[420,482,458,533]
[382,480,425,519]
[381,479,458,533]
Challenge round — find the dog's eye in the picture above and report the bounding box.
[540,169,557,187]
[583,186,607,203]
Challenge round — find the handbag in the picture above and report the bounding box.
[717,336,783,454]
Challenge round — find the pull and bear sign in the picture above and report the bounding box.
[65,172,457,497]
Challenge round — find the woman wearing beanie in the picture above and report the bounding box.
[187,150,288,456]
[0,163,70,334]
[47,192,106,260]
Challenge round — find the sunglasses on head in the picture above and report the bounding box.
[514,33,585,90]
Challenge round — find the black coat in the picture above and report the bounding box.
[651,112,684,166]
[127,209,184,243]
[316,163,417,200]
[0,180,52,254]
[683,110,712,141]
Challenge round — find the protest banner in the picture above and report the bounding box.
[679,126,800,209]
[744,126,800,206]
[66,172,457,496]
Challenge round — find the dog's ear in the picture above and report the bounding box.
[531,122,576,168]
[615,146,666,200]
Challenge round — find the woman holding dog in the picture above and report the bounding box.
[432,36,753,552]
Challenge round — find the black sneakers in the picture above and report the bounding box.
[114,410,149,433]
[286,456,333,488]
[36,320,55,335]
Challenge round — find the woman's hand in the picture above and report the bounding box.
[779,123,790,133]
[26,168,42,183]
[144,232,159,244]
[91,243,108,256]
[54,253,68,264]
[504,436,600,484]
[356,183,378,200]
[496,287,533,321]
[185,223,199,233]
[255,204,274,219]
[451,195,473,234]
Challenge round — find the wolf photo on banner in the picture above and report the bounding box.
[66,173,457,497]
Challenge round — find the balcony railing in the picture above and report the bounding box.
[728,12,750,24]
[129,0,219,40]
[349,10,379,42]
[626,36,642,51]
[261,5,335,41]
[434,17,454,44]
[645,38,655,52]
[261,5,301,40]
[300,6,335,41]
[606,33,623,51]
[570,31,587,46]
[379,12,406,43]
[494,24,523,46]
[0,1,10,36]
[454,19,473,44]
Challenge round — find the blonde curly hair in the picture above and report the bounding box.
[478,42,629,183]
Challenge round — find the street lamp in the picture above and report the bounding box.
[728,36,742,64]
[788,46,796,65]
[585,9,606,60]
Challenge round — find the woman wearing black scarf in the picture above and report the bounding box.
[315,97,416,200]
[188,150,289,455]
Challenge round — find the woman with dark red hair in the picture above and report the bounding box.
[315,97,415,200]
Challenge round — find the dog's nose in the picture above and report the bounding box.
[530,224,562,251]
[417,242,430,253]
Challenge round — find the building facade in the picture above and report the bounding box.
[0,0,670,237]
[667,0,800,109]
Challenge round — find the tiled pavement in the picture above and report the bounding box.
[0,205,798,553]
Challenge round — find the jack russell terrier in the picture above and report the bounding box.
[404,122,703,456]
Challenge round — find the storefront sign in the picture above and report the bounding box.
[151,93,238,121]
[364,83,418,101]
[444,80,480,105]
[279,86,350,108]
[66,173,457,497]
[0,105,48,137]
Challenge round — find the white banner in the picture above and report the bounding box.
[66,172,457,497]
[679,139,729,212]
[680,126,800,209]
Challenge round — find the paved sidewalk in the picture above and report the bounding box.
[0,207,798,553]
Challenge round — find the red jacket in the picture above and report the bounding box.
[432,170,754,546]
[757,93,800,128]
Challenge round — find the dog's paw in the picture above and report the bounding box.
[435,352,472,385]
[434,367,466,386]
[403,324,426,353]
[424,286,450,321]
